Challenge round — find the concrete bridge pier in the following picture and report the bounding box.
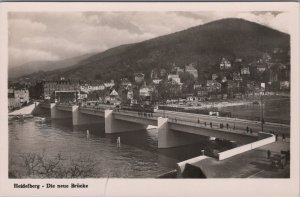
[72,106,101,125]
[158,117,203,148]
[104,110,146,133]
[50,103,72,119]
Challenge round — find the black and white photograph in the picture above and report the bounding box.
[0,2,299,197]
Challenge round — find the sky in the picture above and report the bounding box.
[8,11,289,68]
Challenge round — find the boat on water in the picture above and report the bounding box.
[35,117,46,122]
[8,114,33,121]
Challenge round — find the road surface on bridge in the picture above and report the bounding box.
[155,110,290,136]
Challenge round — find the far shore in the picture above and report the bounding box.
[165,95,290,110]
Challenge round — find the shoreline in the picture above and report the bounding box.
[166,95,290,110]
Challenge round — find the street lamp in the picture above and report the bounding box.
[260,93,264,132]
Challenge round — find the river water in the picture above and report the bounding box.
[9,116,225,178]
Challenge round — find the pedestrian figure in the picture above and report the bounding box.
[210,122,212,128]
[198,119,200,124]
[282,134,286,142]
[226,123,229,129]
[267,150,271,159]
[250,128,253,134]
[204,122,207,127]
[117,137,121,148]
[275,134,278,141]
[220,123,222,128]
[246,126,249,133]
[86,129,90,137]
[233,124,235,130]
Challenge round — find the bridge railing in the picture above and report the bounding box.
[113,109,157,120]
[168,117,257,137]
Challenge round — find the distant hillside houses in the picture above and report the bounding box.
[256,63,267,73]
[152,78,162,85]
[174,66,184,75]
[241,66,250,75]
[212,73,218,80]
[104,80,115,88]
[233,72,243,81]
[220,57,231,70]
[168,74,181,84]
[280,81,290,90]
[206,80,221,93]
[121,78,132,89]
[134,73,145,83]
[185,64,198,79]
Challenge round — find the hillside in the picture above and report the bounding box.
[9,53,95,79]
[16,18,290,83]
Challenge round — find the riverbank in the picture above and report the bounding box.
[9,102,38,116]
[192,95,289,110]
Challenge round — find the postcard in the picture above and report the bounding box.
[0,2,299,197]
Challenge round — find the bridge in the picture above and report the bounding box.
[37,102,289,148]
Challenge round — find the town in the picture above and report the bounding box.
[9,50,290,115]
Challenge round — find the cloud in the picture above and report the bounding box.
[8,11,289,68]
[9,47,59,66]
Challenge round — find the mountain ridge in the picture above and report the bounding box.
[13,18,290,83]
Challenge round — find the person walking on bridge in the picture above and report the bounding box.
[210,122,212,128]
[226,123,229,130]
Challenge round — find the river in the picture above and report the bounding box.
[9,116,227,178]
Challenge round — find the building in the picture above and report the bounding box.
[227,80,241,93]
[43,79,80,100]
[80,81,105,93]
[233,72,243,81]
[235,58,243,63]
[168,74,181,84]
[174,67,184,75]
[220,57,231,70]
[104,80,115,89]
[197,87,209,98]
[121,78,132,89]
[105,89,119,104]
[241,67,250,75]
[160,69,167,77]
[8,88,30,110]
[55,90,80,103]
[150,69,159,79]
[212,73,218,80]
[280,81,290,90]
[193,82,202,90]
[206,80,221,93]
[185,64,198,79]
[127,90,134,100]
[152,78,162,85]
[139,83,154,99]
[256,64,267,73]
[135,73,145,83]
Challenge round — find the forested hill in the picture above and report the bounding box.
[17,18,290,83]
